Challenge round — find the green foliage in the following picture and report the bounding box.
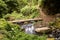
[0,19,7,29]
[0,0,41,20]
[54,18,60,29]
[0,19,47,40]
[0,0,19,17]
[3,11,24,20]
[0,0,7,17]
[0,0,48,40]
[21,5,39,17]
[0,0,26,17]
[3,5,39,20]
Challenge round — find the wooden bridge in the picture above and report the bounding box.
[9,18,42,23]
[9,18,50,33]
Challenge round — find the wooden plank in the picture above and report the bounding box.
[8,18,42,23]
[35,27,50,32]
[47,38,55,40]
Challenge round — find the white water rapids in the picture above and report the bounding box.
[21,23,35,34]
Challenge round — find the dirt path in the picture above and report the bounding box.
[38,8,55,26]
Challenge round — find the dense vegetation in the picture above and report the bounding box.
[0,0,47,40]
[0,0,41,20]
[0,19,47,40]
[0,0,60,40]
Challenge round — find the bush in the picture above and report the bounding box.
[21,5,39,18]
[0,0,27,18]
[0,19,47,40]
[3,5,39,20]
[3,11,24,20]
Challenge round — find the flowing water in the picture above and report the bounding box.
[20,22,60,40]
[21,23,35,34]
